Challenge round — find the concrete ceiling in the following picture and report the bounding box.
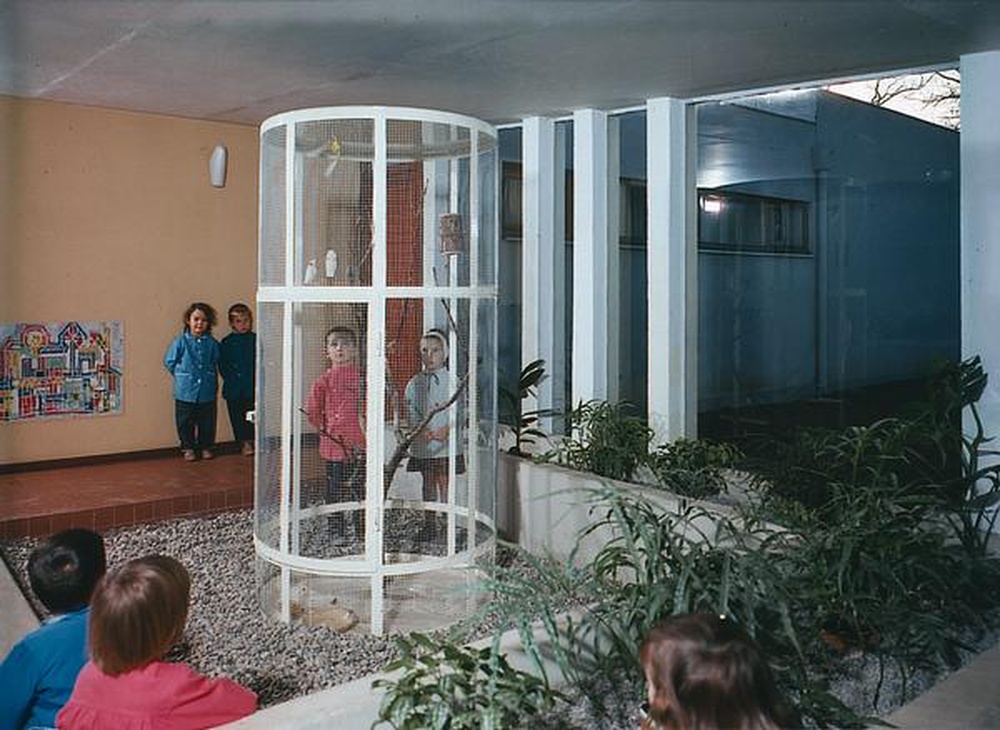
[2,1,999,127]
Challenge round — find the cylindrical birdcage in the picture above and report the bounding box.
[255,107,498,636]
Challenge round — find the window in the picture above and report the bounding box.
[620,178,647,247]
[501,161,522,239]
[500,162,574,241]
[698,190,809,254]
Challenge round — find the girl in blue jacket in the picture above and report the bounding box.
[164,302,220,461]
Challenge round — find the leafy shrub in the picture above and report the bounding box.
[647,438,742,499]
[374,632,563,730]
[498,359,555,456]
[378,358,1000,729]
[543,400,652,481]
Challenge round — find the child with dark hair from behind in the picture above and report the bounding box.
[219,303,256,457]
[57,554,256,729]
[0,528,106,730]
[638,612,799,730]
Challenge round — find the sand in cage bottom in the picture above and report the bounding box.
[270,564,491,634]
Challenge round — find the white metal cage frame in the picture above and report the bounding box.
[255,107,498,636]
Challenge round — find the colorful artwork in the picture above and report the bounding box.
[0,321,124,422]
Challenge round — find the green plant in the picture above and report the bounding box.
[499,359,554,456]
[373,632,564,730]
[740,363,1000,702]
[921,356,1000,556]
[647,438,743,499]
[543,400,652,481]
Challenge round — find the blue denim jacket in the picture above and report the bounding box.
[164,330,220,403]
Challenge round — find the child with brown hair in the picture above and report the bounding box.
[304,326,366,546]
[638,612,798,730]
[164,302,221,462]
[56,554,256,729]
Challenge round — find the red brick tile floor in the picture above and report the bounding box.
[0,450,253,539]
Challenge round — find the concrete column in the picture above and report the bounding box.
[961,50,1000,507]
[521,117,558,416]
[572,109,610,405]
[646,97,697,443]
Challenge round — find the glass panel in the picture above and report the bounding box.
[696,89,960,439]
[497,128,522,402]
[616,110,649,415]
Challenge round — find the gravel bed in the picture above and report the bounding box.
[4,510,999,724]
[2,511,398,707]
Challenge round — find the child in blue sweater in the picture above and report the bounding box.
[164,302,220,461]
[0,528,106,730]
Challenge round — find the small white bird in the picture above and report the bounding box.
[325,249,338,279]
[304,259,318,284]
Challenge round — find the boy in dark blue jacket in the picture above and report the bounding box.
[219,303,256,456]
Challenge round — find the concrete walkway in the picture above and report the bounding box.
[0,553,39,657]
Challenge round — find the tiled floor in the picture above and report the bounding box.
[0,450,253,539]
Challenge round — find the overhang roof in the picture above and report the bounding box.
[3,1,999,126]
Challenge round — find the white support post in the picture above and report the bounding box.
[370,110,388,636]
[646,97,697,444]
[961,51,1000,532]
[572,109,610,406]
[522,117,558,417]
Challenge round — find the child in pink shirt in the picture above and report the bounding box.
[304,326,366,547]
[57,555,256,729]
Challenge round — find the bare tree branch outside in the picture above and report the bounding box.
[828,70,960,130]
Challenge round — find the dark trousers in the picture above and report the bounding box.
[175,400,216,451]
[225,398,255,442]
[326,459,365,539]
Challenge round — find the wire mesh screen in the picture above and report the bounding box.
[295,119,373,288]
[255,300,284,547]
[477,131,499,287]
[256,108,497,636]
[384,297,479,561]
[260,127,286,286]
[296,303,368,560]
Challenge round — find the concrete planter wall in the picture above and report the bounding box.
[496,451,746,564]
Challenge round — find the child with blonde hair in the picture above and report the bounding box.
[405,328,465,539]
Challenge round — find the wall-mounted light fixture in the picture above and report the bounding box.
[209,144,228,188]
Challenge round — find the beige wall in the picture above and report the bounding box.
[0,96,259,465]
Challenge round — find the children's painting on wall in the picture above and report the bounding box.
[0,320,124,423]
